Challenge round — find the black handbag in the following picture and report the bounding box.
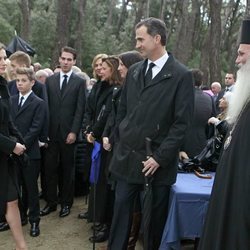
[193,128,224,171]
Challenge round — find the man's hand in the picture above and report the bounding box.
[103,137,111,151]
[179,151,189,161]
[13,143,26,156]
[208,117,220,125]
[142,157,160,176]
[86,133,95,144]
[66,132,76,144]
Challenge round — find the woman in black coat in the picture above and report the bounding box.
[86,56,122,243]
[0,43,27,250]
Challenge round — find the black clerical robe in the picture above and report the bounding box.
[198,103,250,250]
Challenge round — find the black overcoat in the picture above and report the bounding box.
[0,76,23,215]
[109,54,194,185]
[84,81,114,140]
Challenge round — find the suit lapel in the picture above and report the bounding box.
[17,93,34,116]
[54,73,61,98]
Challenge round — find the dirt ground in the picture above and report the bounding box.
[0,197,194,250]
[0,197,114,250]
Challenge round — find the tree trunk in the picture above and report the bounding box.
[18,0,30,40]
[107,0,117,26]
[51,0,72,68]
[145,0,150,18]
[200,28,210,85]
[173,1,200,64]
[246,0,250,18]
[159,0,166,19]
[74,0,87,68]
[131,0,147,48]
[116,0,129,38]
[209,0,222,83]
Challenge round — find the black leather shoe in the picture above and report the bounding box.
[40,204,57,216]
[91,223,103,231]
[0,222,9,232]
[89,229,109,243]
[59,206,70,217]
[30,223,40,237]
[78,211,88,220]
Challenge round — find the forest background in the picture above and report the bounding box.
[0,0,250,86]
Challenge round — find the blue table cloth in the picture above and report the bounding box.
[159,173,215,250]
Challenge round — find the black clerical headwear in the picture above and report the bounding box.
[240,19,250,44]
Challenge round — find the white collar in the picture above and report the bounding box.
[147,52,169,69]
[19,90,32,100]
[60,70,73,79]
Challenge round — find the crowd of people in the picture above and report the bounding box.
[1,17,250,250]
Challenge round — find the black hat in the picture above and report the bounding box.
[240,19,250,44]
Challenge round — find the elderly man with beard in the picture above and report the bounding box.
[198,19,250,250]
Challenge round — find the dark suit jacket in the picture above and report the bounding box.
[8,79,49,142]
[181,88,215,157]
[46,72,86,141]
[10,92,46,159]
[109,54,194,185]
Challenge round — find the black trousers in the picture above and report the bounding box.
[108,180,171,250]
[44,140,75,207]
[19,159,40,224]
[39,147,47,200]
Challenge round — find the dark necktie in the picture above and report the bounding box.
[18,96,24,110]
[61,75,68,95]
[144,62,155,86]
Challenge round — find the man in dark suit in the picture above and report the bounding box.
[107,18,194,250]
[179,69,215,159]
[215,72,235,114]
[40,46,86,218]
[10,67,47,237]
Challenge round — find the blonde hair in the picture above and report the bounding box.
[92,53,108,79]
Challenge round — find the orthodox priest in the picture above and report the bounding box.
[198,19,250,250]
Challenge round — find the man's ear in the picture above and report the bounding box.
[154,34,161,44]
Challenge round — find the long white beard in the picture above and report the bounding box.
[227,58,250,124]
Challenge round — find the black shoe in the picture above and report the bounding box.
[78,211,88,220]
[30,223,40,237]
[89,229,109,243]
[59,206,70,217]
[0,222,9,232]
[91,223,103,231]
[40,204,57,216]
